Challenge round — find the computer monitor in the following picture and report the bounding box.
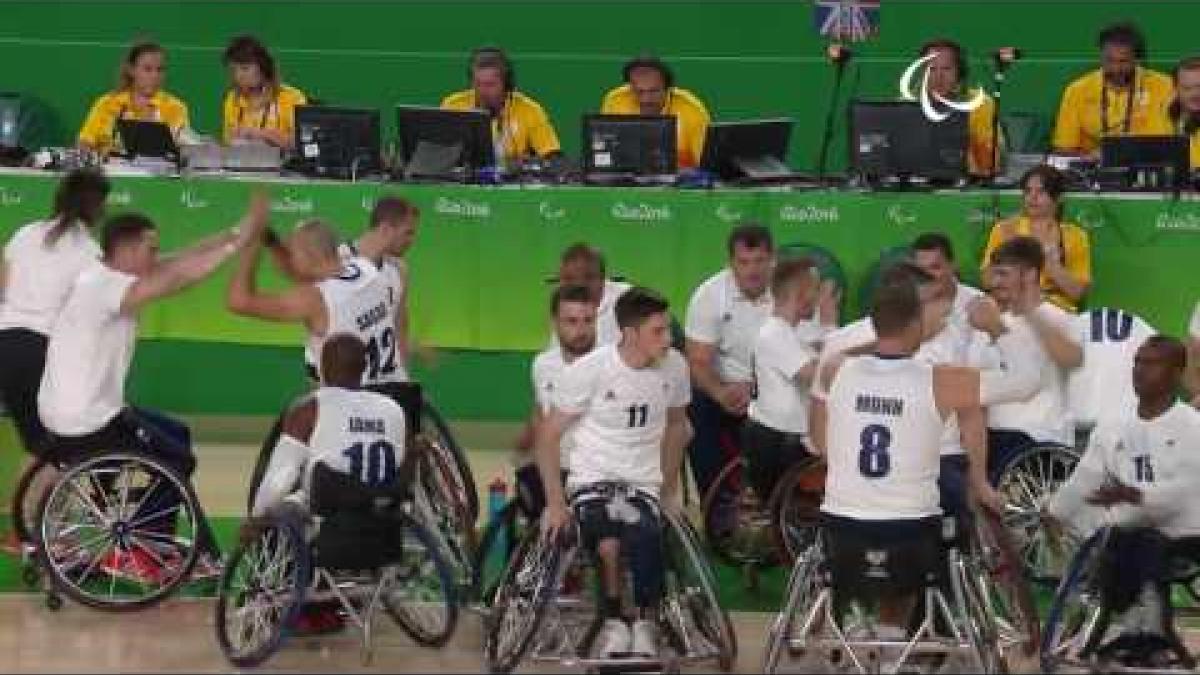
[581,114,677,178]
[294,105,381,179]
[849,100,968,182]
[1101,134,1190,188]
[394,105,495,179]
[699,119,794,180]
[116,119,178,160]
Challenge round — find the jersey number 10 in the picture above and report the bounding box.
[342,440,398,486]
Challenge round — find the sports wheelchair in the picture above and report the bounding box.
[215,463,458,667]
[484,483,737,674]
[762,507,1036,674]
[1041,526,1200,673]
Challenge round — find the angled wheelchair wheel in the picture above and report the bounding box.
[663,510,738,671]
[382,512,460,648]
[471,499,522,608]
[767,459,826,564]
[419,400,478,523]
[484,529,565,674]
[971,506,1040,658]
[35,451,201,611]
[412,436,476,598]
[949,548,1006,674]
[12,457,56,548]
[996,443,1080,585]
[215,515,310,668]
[763,541,824,674]
[1040,529,1108,673]
[701,458,781,572]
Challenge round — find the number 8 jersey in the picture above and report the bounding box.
[305,256,402,385]
[821,355,945,521]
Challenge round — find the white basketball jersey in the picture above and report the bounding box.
[821,355,944,521]
[305,256,401,385]
[1067,307,1157,430]
[307,387,408,489]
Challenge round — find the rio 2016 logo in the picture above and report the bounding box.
[899,53,986,122]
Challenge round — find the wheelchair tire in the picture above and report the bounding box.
[35,450,202,612]
[215,515,310,668]
[767,458,826,564]
[11,458,54,547]
[382,512,460,648]
[420,400,479,523]
[971,506,1040,657]
[949,548,1006,674]
[701,457,782,570]
[1040,529,1107,673]
[995,443,1080,585]
[484,530,565,673]
[412,436,477,598]
[763,543,823,673]
[663,510,738,671]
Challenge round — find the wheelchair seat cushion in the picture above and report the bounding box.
[313,510,408,570]
[822,513,944,600]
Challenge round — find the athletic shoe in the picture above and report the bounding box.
[598,619,631,657]
[629,619,659,657]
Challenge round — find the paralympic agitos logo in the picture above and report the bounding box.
[899,54,986,122]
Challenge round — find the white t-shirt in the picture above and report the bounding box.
[38,262,137,436]
[748,316,817,434]
[555,345,690,491]
[975,303,1079,445]
[252,386,408,516]
[531,345,581,468]
[305,257,400,385]
[547,280,631,350]
[684,268,772,383]
[0,219,101,335]
[1190,301,1200,341]
[821,355,945,521]
[338,243,410,382]
[1049,402,1200,538]
[1067,308,1157,430]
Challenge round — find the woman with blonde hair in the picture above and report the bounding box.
[77,40,190,156]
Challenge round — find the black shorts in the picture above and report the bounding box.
[822,513,944,599]
[571,484,662,549]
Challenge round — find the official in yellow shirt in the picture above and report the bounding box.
[982,165,1091,312]
[221,35,307,150]
[440,46,561,166]
[917,40,1000,177]
[77,41,190,156]
[1052,22,1174,156]
[600,55,711,169]
[1170,55,1200,169]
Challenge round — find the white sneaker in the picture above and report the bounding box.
[598,619,631,657]
[629,619,659,657]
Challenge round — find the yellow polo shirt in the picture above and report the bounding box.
[222,83,307,145]
[1052,67,1174,155]
[967,91,999,177]
[78,89,190,154]
[600,84,711,169]
[982,216,1092,312]
[440,89,561,163]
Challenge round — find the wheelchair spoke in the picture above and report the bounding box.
[125,503,183,532]
[67,477,111,528]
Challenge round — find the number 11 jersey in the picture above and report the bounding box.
[821,355,944,521]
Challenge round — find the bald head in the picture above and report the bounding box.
[287,218,342,282]
[321,333,368,388]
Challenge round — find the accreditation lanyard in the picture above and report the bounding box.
[1100,71,1139,136]
[236,93,277,130]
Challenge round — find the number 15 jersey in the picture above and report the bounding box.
[821,355,944,521]
[554,344,691,491]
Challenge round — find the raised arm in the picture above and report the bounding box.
[226,219,325,331]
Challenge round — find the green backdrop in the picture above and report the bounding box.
[1,171,1197,419]
[3,0,1200,170]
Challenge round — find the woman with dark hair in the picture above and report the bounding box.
[982,164,1092,311]
[221,35,307,150]
[0,169,110,474]
[77,40,190,156]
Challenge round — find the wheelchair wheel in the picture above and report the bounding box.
[484,530,565,674]
[662,510,738,671]
[971,507,1040,658]
[419,400,479,523]
[763,542,824,673]
[1040,529,1108,673]
[35,451,201,611]
[12,458,57,548]
[996,443,1079,585]
[701,457,781,572]
[471,499,522,607]
[215,516,310,668]
[949,548,1005,674]
[767,459,826,564]
[381,512,460,648]
[412,436,476,597]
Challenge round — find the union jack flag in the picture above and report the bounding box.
[814,0,881,42]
